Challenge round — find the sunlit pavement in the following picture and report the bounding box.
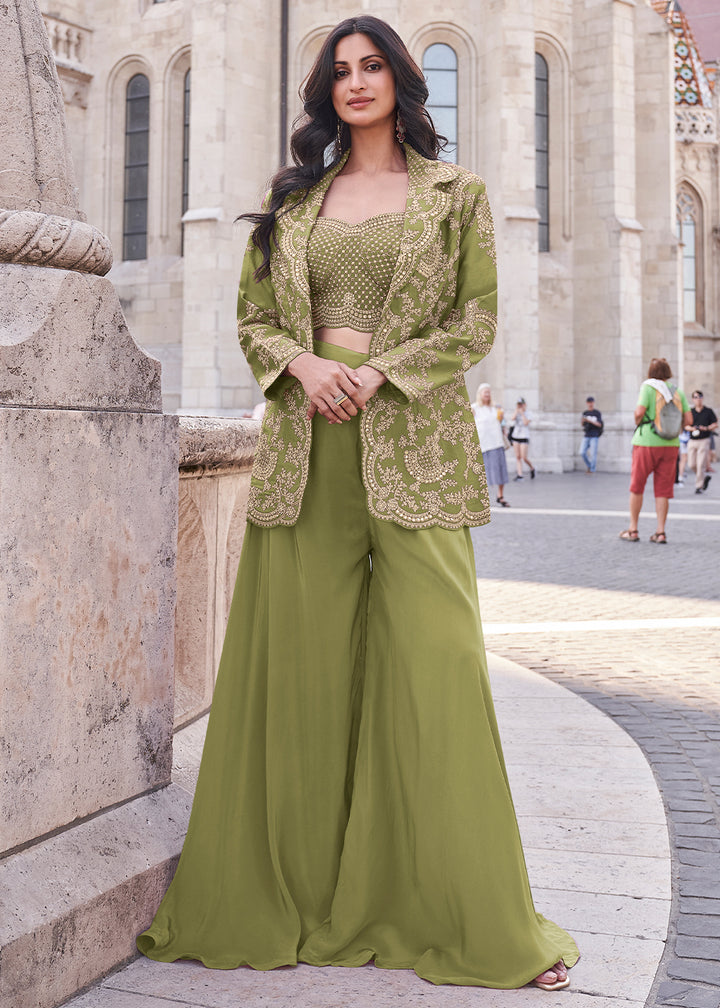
[475,469,720,1008]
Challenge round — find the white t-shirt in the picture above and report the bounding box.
[472,404,505,452]
[511,409,531,439]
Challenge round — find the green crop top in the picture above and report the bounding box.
[308,212,404,332]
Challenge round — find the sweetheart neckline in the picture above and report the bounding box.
[314,211,405,227]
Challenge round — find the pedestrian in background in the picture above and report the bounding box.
[509,398,535,480]
[685,391,717,494]
[473,382,510,506]
[619,357,691,544]
[580,395,603,473]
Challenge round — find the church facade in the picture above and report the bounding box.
[41,0,719,470]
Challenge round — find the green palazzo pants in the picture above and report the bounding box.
[137,343,579,987]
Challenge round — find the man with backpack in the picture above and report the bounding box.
[618,357,692,544]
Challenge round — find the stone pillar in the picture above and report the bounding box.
[481,0,565,468]
[635,3,679,375]
[498,0,540,406]
[0,3,181,1006]
[180,0,278,413]
[572,0,644,420]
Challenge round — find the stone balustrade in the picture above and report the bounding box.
[41,14,92,111]
[42,14,89,64]
[175,415,260,729]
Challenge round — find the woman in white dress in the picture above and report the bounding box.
[472,383,510,506]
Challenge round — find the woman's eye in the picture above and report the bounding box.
[366,62,382,71]
[334,69,348,79]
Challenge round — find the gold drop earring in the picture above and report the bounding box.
[395,110,406,143]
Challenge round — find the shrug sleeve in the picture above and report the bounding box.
[364,184,497,403]
[236,236,308,401]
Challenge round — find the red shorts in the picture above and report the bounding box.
[629,445,677,499]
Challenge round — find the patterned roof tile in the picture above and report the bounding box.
[651,0,714,106]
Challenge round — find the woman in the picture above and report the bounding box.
[510,397,535,480]
[619,357,690,543]
[138,16,578,991]
[473,382,510,505]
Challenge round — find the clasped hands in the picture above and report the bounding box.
[287,352,386,424]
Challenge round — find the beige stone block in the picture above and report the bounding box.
[525,846,670,901]
[533,887,670,942]
[182,389,201,408]
[0,405,178,852]
[133,298,158,313]
[0,785,191,1008]
[0,264,162,411]
[517,813,669,859]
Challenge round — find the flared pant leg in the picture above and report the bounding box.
[138,387,375,968]
[299,518,579,985]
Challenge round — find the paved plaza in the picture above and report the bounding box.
[475,469,720,1008]
[65,467,720,1008]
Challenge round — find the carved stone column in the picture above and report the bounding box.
[0,4,181,1006]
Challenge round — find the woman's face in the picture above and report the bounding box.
[332,33,397,133]
[480,387,492,405]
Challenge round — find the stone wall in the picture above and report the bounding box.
[40,0,709,467]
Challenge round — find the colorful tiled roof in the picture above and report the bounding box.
[652,0,714,105]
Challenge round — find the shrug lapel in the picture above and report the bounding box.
[393,144,456,282]
[273,151,350,347]
[372,145,457,353]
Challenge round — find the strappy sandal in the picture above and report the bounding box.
[649,531,667,544]
[496,497,510,507]
[618,529,639,541]
[532,961,570,991]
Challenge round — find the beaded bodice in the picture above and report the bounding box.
[308,212,404,332]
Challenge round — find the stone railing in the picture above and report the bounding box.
[175,415,259,729]
[42,14,90,64]
[42,14,92,109]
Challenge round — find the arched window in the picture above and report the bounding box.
[123,73,150,261]
[677,185,704,325]
[423,44,458,163]
[181,68,191,255]
[535,53,549,252]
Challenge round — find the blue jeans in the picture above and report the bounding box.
[581,436,599,472]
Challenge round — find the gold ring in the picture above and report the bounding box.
[333,393,349,405]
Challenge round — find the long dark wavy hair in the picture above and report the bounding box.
[240,15,445,280]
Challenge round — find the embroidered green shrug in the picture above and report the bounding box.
[237,145,498,530]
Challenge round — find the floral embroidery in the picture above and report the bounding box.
[237,146,497,530]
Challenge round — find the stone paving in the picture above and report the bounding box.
[474,470,720,1008]
[63,468,720,1008]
